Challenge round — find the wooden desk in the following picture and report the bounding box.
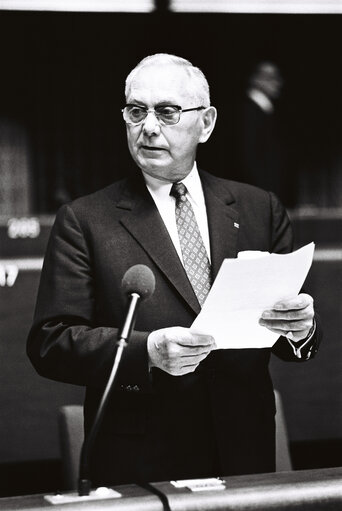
[1,467,341,511]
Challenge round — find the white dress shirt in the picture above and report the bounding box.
[143,163,211,265]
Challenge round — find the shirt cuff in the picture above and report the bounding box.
[286,319,316,360]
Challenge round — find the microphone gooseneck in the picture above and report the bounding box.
[78,265,155,496]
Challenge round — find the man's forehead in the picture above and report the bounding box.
[127,64,192,102]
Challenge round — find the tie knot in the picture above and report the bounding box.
[170,182,187,203]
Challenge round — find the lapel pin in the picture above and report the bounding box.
[234,222,240,229]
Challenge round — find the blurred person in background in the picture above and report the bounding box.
[236,61,295,207]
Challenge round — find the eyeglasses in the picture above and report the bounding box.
[122,104,206,126]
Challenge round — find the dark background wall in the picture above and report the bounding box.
[0,9,341,497]
[0,11,341,212]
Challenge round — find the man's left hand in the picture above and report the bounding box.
[259,293,314,342]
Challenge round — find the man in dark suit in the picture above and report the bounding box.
[27,54,321,487]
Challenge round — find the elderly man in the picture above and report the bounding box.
[27,54,321,487]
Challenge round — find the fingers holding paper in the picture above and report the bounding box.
[147,327,216,376]
[259,293,314,342]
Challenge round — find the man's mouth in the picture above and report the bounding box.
[141,145,165,151]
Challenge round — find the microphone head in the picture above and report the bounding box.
[121,264,156,301]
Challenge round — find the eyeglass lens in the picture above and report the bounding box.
[124,105,180,125]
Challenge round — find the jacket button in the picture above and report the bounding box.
[120,384,131,391]
[120,384,140,392]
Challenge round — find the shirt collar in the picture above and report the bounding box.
[142,163,204,206]
[247,88,274,114]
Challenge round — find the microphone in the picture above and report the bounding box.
[119,264,156,342]
[78,265,155,496]
[121,264,156,299]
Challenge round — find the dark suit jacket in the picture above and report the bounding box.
[234,96,295,207]
[27,169,321,486]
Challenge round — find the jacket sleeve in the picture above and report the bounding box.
[268,192,322,361]
[26,204,153,392]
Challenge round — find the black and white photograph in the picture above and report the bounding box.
[0,0,341,508]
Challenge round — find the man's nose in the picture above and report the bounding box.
[142,111,161,136]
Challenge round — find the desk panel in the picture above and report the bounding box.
[1,468,341,511]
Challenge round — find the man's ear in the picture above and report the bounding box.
[198,106,217,144]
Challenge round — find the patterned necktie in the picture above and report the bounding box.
[170,182,211,306]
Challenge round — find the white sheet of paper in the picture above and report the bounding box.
[191,242,315,349]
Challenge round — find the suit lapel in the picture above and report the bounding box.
[200,171,240,281]
[117,175,201,315]
[115,170,239,313]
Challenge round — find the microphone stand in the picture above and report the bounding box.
[78,292,141,496]
[44,264,155,505]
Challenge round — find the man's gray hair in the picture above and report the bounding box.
[125,53,211,106]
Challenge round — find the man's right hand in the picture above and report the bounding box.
[147,327,216,376]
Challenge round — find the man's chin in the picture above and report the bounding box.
[141,166,192,183]
[137,157,170,174]
[140,167,173,182]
